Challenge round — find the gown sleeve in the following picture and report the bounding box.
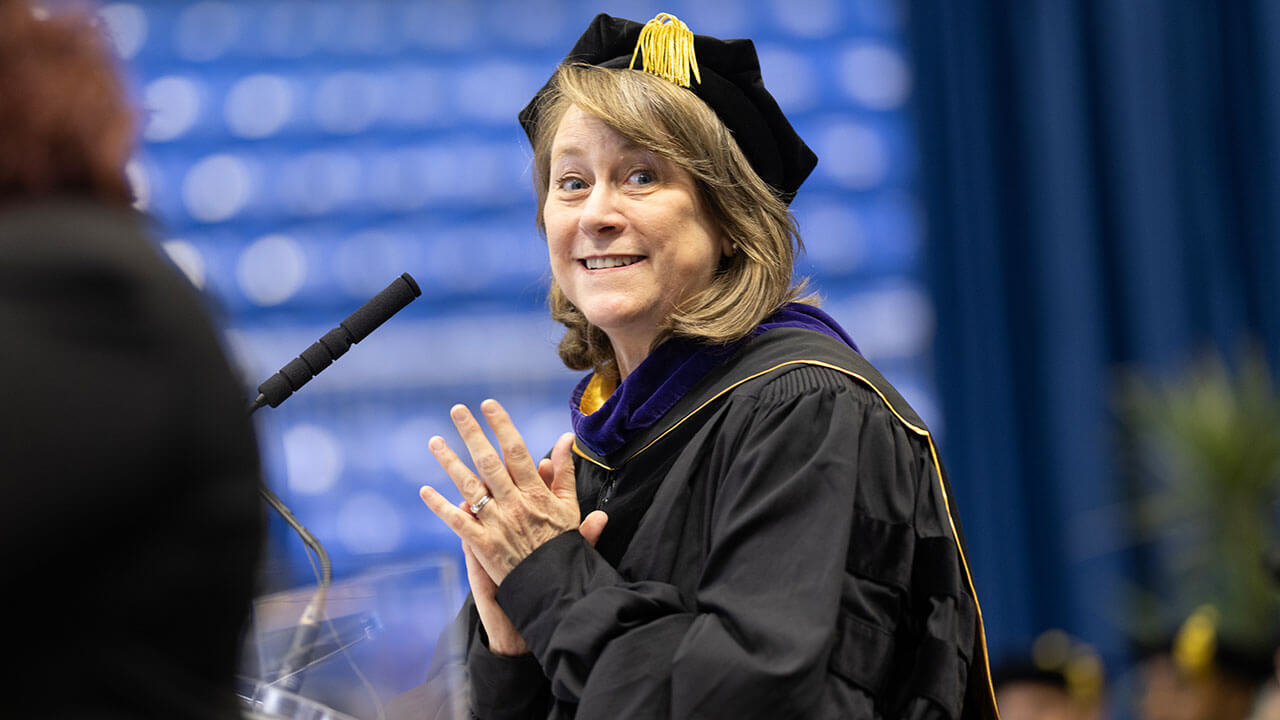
[495,368,907,718]
[465,607,553,718]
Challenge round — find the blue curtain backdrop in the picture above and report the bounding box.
[907,0,1280,672]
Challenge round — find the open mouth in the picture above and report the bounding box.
[582,255,644,270]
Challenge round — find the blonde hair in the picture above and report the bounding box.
[529,64,809,379]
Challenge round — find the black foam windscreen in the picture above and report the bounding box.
[254,272,422,409]
[341,272,421,342]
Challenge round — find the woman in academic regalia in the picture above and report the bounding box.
[406,13,999,720]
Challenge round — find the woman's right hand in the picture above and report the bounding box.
[466,456,609,657]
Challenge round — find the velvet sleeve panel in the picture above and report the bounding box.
[496,367,894,719]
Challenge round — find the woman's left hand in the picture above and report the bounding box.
[419,399,582,585]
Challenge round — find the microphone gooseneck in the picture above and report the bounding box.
[252,272,421,413]
[248,272,421,695]
[258,484,329,693]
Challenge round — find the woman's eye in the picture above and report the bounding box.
[558,177,587,192]
[628,170,656,185]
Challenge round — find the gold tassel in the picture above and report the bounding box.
[629,13,701,88]
[1174,605,1219,680]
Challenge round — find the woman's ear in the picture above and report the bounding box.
[720,235,736,257]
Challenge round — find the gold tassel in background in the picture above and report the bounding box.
[629,13,701,88]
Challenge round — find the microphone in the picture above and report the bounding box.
[249,272,421,413]
[247,272,420,696]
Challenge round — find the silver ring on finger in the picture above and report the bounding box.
[469,494,493,515]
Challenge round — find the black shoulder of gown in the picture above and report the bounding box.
[0,199,264,720]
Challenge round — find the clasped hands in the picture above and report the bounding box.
[419,399,607,656]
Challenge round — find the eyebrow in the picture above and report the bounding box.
[550,141,657,168]
[549,145,587,164]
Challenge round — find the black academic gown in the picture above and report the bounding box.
[0,200,264,719]
[394,328,998,720]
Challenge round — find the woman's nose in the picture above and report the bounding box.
[579,183,626,237]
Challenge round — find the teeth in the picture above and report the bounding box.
[584,256,642,270]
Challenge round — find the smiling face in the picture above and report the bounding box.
[544,105,729,377]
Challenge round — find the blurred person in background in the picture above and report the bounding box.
[993,663,1076,720]
[0,0,264,717]
[1136,607,1273,720]
[991,631,1106,720]
[397,12,998,720]
[1248,650,1280,720]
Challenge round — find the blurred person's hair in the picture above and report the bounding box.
[0,0,136,207]
[528,64,810,379]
